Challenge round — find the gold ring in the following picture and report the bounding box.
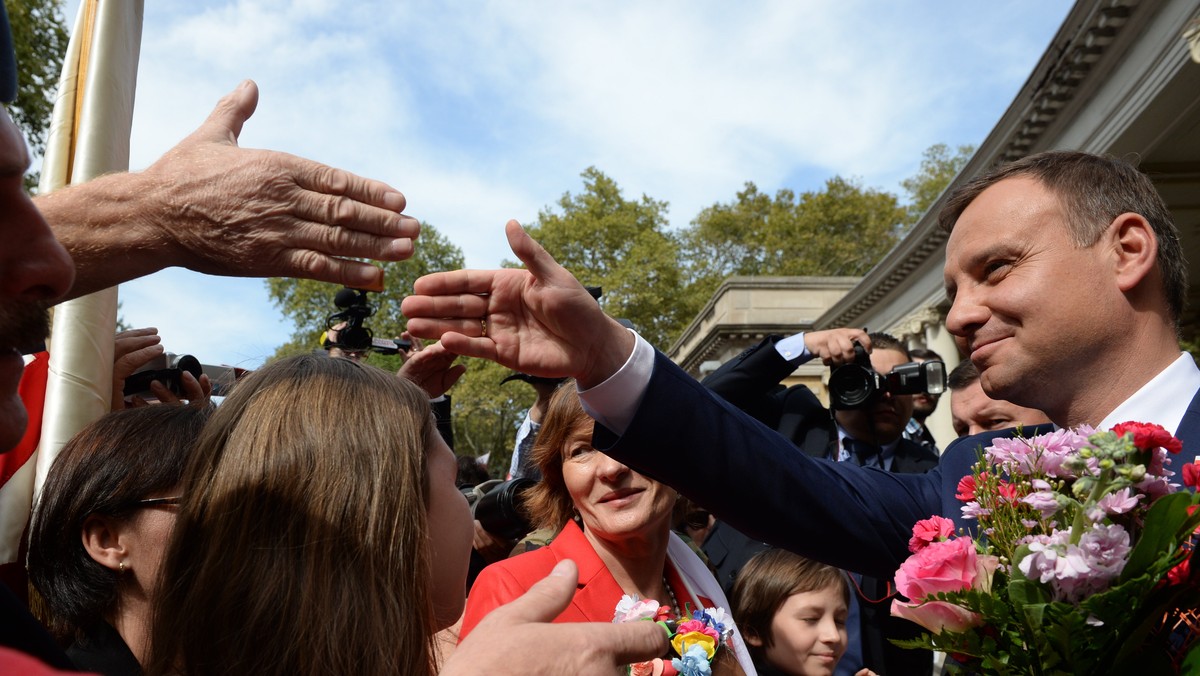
[481,318,488,337]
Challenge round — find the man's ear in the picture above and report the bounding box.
[1109,212,1158,294]
[81,514,127,572]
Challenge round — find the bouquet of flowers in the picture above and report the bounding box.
[612,594,734,676]
[890,422,1200,674]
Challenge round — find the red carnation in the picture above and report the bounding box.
[956,474,980,502]
[1183,460,1200,489]
[1112,421,1183,454]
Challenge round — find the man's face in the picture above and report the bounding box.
[943,177,1117,419]
[0,109,75,452]
[950,380,1051,437]
[834,348,914,445]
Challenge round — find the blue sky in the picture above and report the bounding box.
[59,0,1073,369]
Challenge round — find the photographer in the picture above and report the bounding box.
[322,288,460,447]
[703,328,940,676]
[111,328,212,410]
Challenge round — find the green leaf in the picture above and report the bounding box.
[1121,492,1195,582]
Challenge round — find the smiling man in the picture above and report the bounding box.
[403,150,1200,584]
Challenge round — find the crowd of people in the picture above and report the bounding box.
[2,3,1199,674]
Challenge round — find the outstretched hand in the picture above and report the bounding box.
[441,560,666,675]
[40,80,421,298]
[143,80,419,289]
[402,221,633,389]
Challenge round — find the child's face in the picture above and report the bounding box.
[759,586,849,676]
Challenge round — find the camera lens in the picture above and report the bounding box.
[829,365,878,409]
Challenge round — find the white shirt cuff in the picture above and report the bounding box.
[578,330,653,435]
[774,332,812,363]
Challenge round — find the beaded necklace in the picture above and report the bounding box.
[661,574,682,620]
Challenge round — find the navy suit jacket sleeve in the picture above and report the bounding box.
[701,335,796,425]
[593,350,947,579]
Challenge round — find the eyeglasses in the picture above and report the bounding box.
[133,496,182,508]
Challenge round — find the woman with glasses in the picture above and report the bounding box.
[28,404,212,675]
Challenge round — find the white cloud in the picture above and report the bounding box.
[55,0,1072,367]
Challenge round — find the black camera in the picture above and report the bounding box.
[461,478,536,542]
[828,343,946,410]
[122,352,203,399]
[325,287,407,356]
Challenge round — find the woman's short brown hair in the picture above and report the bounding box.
[730,549,850,659]
[520,382,591,530]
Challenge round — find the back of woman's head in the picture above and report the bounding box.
[730,549,849,657]
[521,382,590,529]
[148,355,438,676]
[28,404,211,641]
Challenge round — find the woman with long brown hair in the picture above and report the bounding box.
[146,354,473,676]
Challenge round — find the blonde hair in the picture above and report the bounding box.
[148,355,438,676]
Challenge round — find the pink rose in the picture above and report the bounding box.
[675,619,719,641]
[908,515,955,553]
[891,598,983,634]
[896,537,992,599]
[891,536,999,634]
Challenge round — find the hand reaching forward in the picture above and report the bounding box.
[402,221,634,389]
[396,340,466,399]
[39,80,421,298]
[441,560,666,675]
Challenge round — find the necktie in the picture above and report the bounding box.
[844,437,882,468]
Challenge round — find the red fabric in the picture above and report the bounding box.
[0,647,90,675]
[0,351,48,485]
[458,521,707,642]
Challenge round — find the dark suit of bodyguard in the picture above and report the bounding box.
[703,331,939,676]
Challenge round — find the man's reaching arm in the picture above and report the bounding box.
[36,81,420,299]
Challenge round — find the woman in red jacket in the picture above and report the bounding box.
[460,384,755,675]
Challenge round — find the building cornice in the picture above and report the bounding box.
[817,0,1146,332]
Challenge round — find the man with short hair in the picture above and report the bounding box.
[403,149,1200,581]
[947,359,1050,437]
[903,347,942,451]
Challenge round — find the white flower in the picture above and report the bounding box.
[613,594,660,623]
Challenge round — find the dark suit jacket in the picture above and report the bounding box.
[704,335,938,675]
[593,350,1200,581]
[703,335,939,471]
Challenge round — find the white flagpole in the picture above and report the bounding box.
[31,0,145,500]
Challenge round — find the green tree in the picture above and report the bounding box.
[900,143,976,229]
[267,223,536,462]
[681,176,905,304]
[516,167,692,349]
[4,0,70,192]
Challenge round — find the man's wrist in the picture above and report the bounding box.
[576,318,636,390]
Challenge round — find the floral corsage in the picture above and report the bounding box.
[612,595,733,676]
